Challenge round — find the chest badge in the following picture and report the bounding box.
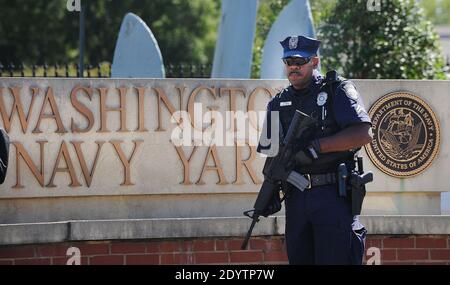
[317,92,328,106]
[280,101,292,107]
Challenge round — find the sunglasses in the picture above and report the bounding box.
[283,57,311,66]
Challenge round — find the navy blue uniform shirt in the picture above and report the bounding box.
[262,70,371,147]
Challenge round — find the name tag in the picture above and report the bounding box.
[280,101,292,107]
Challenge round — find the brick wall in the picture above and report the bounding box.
[0,235,449,265]
[364,235,450,265]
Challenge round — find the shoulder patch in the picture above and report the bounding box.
[267,96,276,106]
[268,91,281,107]
[343,83,359,100]
[274,88,289,99]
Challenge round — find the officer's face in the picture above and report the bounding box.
[284,57,319,90]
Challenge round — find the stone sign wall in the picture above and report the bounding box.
[0,78,448,223]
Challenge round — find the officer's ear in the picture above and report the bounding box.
[311,57,319,69]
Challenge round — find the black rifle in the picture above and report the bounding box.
[241,110,316,250]
[0,128,9,184]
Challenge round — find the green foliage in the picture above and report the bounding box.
[0,0,220,65]
[310,0,337,26]
[420,0,450,25]
[317,0,447,79]
[0,1,67,64]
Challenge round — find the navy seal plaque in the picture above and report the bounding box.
[365,92,440,177]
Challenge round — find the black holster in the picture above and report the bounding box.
[349,171,367,215]
[337,157,373,216]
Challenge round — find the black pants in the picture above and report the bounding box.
[285,183,365,265]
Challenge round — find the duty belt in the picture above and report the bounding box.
[287,171,337,191]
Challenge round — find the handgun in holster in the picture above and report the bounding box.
[337,157,373,215]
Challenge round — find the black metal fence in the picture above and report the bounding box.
[0,62,212,78]
[1,60,448,79]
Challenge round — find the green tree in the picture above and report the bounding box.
[317,0,447,79]
[0,1,69,64]
[310,0,337,25]
[0,0,220,65]
[105,0,220,65]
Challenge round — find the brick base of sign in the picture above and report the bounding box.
[1,235,449,265]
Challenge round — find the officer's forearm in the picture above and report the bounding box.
[317,123,373,153]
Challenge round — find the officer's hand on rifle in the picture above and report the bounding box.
[261,182,283,217]
[294,138,321,165]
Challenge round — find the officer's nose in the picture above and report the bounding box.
[289,65,301,71]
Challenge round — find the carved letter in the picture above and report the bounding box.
[70,86,94,133]
[174,146,198,185]
[187,85,217,131]
[71,141,104,187]
[13,141,47,188]
[220,87,246,132]
[0,86,38,133]
[98,87,129,132]
[247,87,275,132]
[33,87,67,133]
[135,87,148,132]
[234,142,262,185]
[196,145,228,185]
[47,141,81,187]
[110,140,143,186]
[153,87,180,132]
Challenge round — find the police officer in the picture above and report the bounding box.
[258,35,373,265]
[0,128,9,184]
